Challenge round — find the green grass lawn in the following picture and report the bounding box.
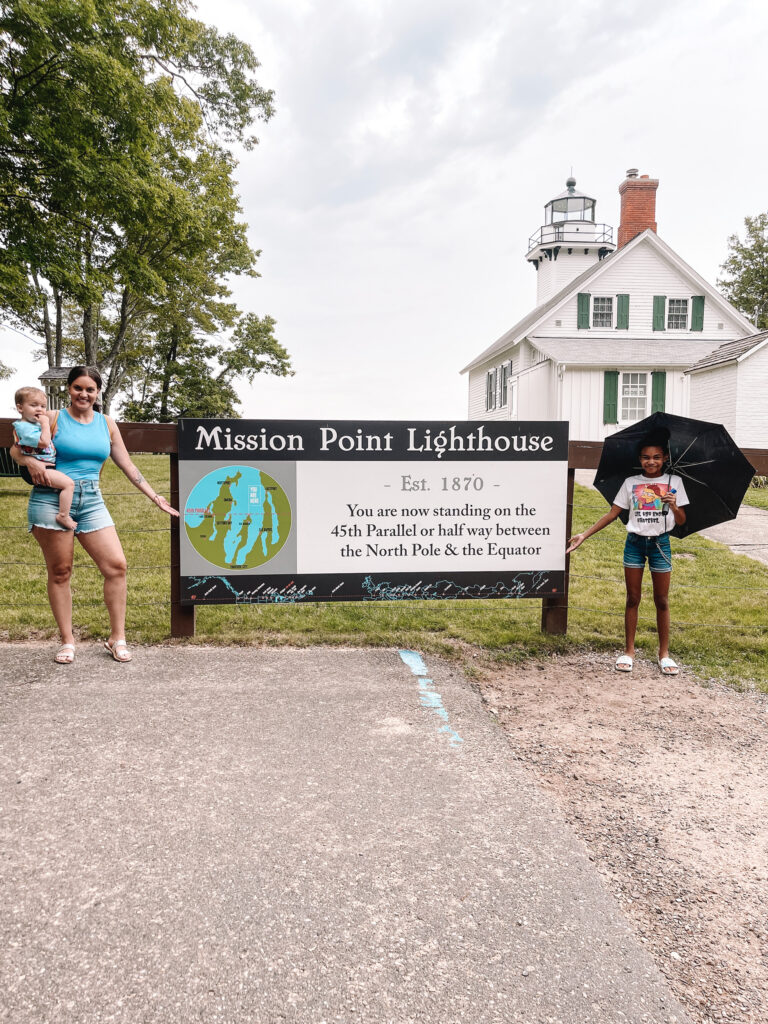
[742,478,768,510]
[2,459,767,689]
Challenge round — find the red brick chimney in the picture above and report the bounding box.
[618,168,658,248]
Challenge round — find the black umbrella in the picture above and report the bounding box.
[594,412,755,539]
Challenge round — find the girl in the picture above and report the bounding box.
[567,437,688,675]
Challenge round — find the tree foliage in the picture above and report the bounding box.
[718,213,768,331]
[0,0,290,414]
[120,313,289,421]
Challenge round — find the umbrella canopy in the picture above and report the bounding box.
[594,412,755,538]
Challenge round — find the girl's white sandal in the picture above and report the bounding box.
[615,655,633,672]
[658,657,679,676]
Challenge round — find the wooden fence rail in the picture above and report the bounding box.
[3,420,767,638]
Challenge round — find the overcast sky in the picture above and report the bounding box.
[2,0,767,422]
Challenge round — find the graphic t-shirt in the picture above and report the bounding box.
[613,473,689,536]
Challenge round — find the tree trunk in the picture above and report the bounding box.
[54,288,63,366]
[159,328,179,422]
[101,374,114,414]
[83,304,97,365]
[33,273,54,365]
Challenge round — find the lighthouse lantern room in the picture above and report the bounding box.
[526,176,615,304]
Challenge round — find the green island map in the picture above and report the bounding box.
[184,466,292,570]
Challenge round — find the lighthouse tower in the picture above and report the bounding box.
[526,177,615,304]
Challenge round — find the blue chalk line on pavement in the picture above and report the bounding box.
[398,650,464,748]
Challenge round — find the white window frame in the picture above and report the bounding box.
[485,368,498,411]
[592,295,614,328]
[667,298,688,330]
[619,371,649,423]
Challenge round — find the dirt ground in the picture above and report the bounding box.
[474,653,768,1024]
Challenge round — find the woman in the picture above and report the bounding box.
[11,366,179,663]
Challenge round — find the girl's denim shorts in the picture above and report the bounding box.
[623,532,672,573]
[28,479,114,535]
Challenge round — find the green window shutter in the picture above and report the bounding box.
[616,294,630,330]
[652,295,666,331]
[603,371,618,424]
[651,371,666,412]
[577,293,590,329]
[691,295,705,331]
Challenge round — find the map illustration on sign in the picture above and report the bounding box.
[184,466,292,570]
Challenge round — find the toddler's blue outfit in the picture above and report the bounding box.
[13,418,56,465]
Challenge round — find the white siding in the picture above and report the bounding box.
[535,251,599,304]
[520,338,547,370]
[563,367,690,442]
[468,365,490,420]
[535,240,747,341]
[689,350,768,448]
[560,369,605,440]
[464,232,759,443]
[517,362,555,420]
[736,346,768,447]
[468,356,515,421]
[689,363,737,430]
[473,353,691,439]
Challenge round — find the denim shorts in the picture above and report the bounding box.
[623,532,672,573]
[28,479,114,535]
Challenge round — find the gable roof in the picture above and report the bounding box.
[38,366,73,380]
[685,330,768,373]
[459,259,604,373]
[461,230,756,374]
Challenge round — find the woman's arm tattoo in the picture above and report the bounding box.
[133,470,145,485]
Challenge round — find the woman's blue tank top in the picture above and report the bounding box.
[53,409,112,480]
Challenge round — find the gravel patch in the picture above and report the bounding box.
[474,652,768,1024]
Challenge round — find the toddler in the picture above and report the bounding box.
[13,387,77,530]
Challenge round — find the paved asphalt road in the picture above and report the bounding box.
[1,644,690,1024]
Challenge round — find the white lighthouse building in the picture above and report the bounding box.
[461,170,757,443]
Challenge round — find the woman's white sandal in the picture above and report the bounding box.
[104,639,132,663]
[54,644,75,664]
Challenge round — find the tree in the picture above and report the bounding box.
[0,0,290,413]
[718,213,768,330]
[119,313,290,421]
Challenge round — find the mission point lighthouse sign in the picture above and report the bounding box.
[178,419,568,604]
